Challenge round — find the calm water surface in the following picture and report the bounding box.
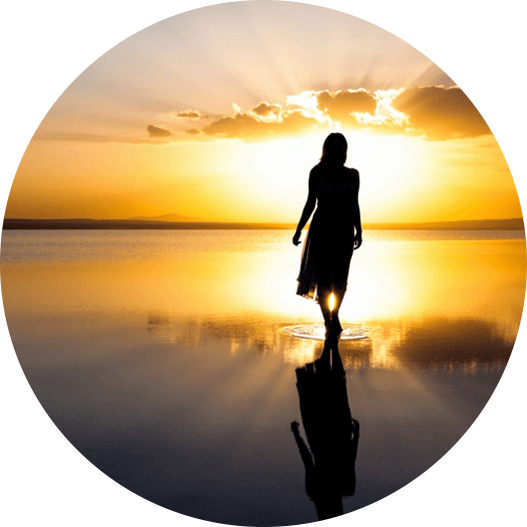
[1,230,525,525]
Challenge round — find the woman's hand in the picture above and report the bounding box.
[354,231,362,249]
[291,420,300,432]
[293,231,301,246]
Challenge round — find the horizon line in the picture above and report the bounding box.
[2,217,524,231]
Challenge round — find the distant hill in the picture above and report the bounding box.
[2,218,295,230]
[2,217,524,231]
[130,213,203,222]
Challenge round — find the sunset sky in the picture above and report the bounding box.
[5,1,521,223]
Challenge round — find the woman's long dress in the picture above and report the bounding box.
[296,163,359,301]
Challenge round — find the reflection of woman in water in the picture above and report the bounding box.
[291,336,360,521]
[293,133,362,335]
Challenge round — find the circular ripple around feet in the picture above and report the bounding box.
[283,324,369,341]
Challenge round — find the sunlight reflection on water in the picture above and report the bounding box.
[282,324,369,340]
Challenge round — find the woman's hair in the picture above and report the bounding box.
[321,132,347,165]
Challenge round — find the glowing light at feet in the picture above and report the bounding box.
[329,293,336,312]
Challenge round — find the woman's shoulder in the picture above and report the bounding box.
[310,164,359,181]
[309,163,325,182]
[310,163,324,175]
[311,163,358,173]
[344,167,360,182]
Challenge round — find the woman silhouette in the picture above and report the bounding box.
[293,133,362,334]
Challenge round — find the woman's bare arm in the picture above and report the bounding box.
[353,171,362,249]
[293,172,317,246]
[291,421,314,470]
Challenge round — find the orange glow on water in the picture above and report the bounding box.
[2,231,524,342]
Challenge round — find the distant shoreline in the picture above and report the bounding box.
[2,218,524,231]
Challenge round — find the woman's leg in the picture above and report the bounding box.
[318,286,332,329]
[331,286,346,334]
[331,244,352,334]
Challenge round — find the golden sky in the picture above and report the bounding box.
[5,1,522,223]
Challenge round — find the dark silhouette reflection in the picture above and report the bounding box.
[291,335,360,521]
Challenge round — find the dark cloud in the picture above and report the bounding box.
[391,86,491,140]
[174,110,201,120]
[193,90,379,141]
[186,86,491,142]
[147,124,172,137]
[199,109,321,141]
[185,128,201,135]
[316,89,377,126]
[201,113,258,138]
[250,102,281,118]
